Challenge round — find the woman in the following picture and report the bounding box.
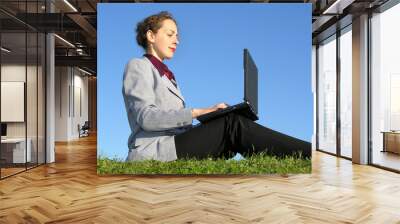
[123,11,311,162]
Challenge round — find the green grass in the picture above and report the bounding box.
[97,152,311,175]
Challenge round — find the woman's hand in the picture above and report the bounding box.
[211,102,229,111]
[191,102,229,119]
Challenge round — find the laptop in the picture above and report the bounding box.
[197,48,259,123]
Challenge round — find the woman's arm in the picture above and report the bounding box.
[123,59,193,131]
[191,103,229,118]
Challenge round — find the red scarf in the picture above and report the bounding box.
[144,54,177,87]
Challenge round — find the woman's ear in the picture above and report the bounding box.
[146,30,155,44]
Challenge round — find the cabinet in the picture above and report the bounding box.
[382,132,400,154]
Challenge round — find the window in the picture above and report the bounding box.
[318,35,337,154]
[339,26,352,158]
[371,2,400,171]
[0,1,46,179]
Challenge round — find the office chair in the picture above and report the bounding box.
[79,121,90,138]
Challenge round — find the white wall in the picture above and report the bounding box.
[55,66,69,141]
[55,67,89,141]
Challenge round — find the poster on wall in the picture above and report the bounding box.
[97,3,313,175]
[1,81,25,122]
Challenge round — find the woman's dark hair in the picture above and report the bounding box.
[136,11,177,50]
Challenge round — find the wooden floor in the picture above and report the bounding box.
[1,167,26,178]
[1,163,45,178]
[1,134,400,223]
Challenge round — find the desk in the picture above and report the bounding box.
[1,138,31,163]
[381,131,400,154]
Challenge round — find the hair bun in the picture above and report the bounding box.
[135,11,177,50]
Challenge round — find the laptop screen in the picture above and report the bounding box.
[243,49,258,115]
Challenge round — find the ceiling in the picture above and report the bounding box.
[0,0,393,76]
[1,0,98,74]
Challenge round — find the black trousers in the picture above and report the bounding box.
[174,113,311,160]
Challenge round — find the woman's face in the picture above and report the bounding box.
[146,19,179,61]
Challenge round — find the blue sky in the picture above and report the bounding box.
[98,3,312,159]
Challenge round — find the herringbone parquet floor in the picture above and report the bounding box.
[1,134,400,223]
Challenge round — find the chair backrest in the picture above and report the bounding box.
[82,121,90,129]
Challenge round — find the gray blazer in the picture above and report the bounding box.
[122,57,193,162]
